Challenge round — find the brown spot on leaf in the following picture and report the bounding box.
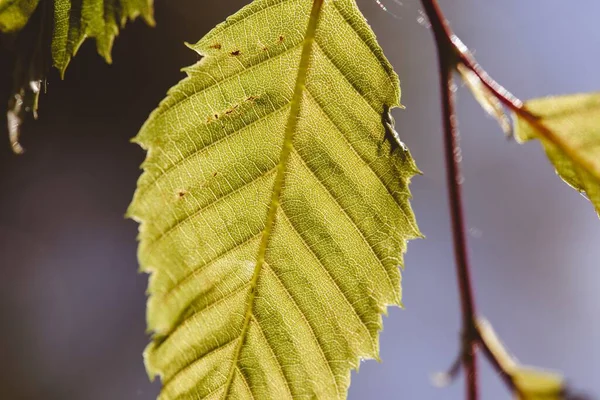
[279,35,285,42]
[225,104,239,115]
[177,189,187,198]
[206,95,262,125]
[209,43,222,50]
[230,50,241,56]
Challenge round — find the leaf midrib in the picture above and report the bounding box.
[219,1,326,398]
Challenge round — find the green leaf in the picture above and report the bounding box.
[128,0,421,398]
[4,0,50,154]
[513,367,564,400]
[51,0,154,76]
[476,320,565,400]
[514,92,600,216]
[0,0,39,32]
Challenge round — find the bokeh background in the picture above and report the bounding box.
[1,1,599,399]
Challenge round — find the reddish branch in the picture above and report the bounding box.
[419,2,592,399]
[419,1,527,399]
[420,1,479,398]
[421,0,600,185]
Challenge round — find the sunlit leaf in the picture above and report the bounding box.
[0,0,39,32]
[129,0,421,398]
[514,367,564,400]
[515,92,600,216]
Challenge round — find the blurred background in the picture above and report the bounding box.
[0,0,599,399]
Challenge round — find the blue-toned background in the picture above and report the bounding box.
[0,1,598,399]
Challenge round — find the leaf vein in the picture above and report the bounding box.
[304,88,415,230]
[291,149,396,295]
[146,167,277,253]
[159,233,262,306]
[278,208,375,347]
[137,102,290,201]
[162,337,239,389]
[249,315,294,399]
[235,367,256,400]
[151,41,302,121]
[157,282,251,355]
[220,2,326,398]
[312,40,379,115]
[263,262,339,398]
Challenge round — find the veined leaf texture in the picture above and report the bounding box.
[129,0,421,398]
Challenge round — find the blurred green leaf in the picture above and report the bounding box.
[129,0,421,398]
[514,367,564,400]
[515,92,600,216]
[477,319,566,400]
[0,0,39,32]
[457,63,512,137]
[4,0,51,154]
[52,0,154,76]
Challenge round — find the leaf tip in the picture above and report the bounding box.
[56,61,70,80]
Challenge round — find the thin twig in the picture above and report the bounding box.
[422,1,600,182]
[452,37,525,113]
[432,351,463,388]
[420,1,594,399]
[420,1,479,398]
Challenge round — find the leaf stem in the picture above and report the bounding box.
[474,320,520,395]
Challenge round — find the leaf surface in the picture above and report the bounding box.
[51,0,154,76]
[0,0,39,32]
[513,367,564,400]
[515,92,600,216]
[129,0,421,398]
